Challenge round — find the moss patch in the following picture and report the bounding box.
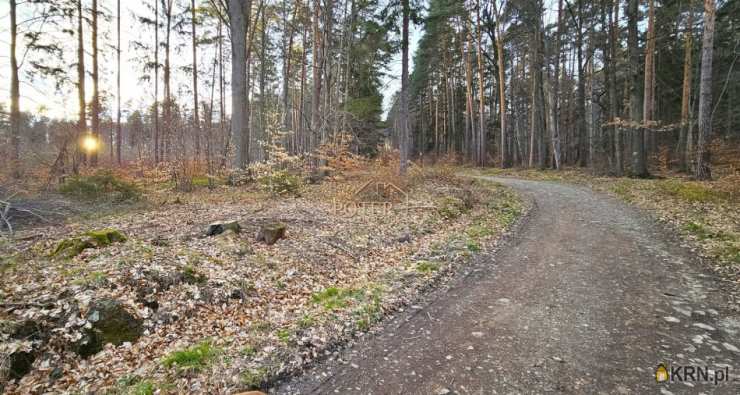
[51,228,127,258]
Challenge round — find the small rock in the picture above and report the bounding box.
[206,220,241,236]
[75,298,143,358]
[471,331,484,338]
[722,342,739,352]
[256,222,287,245]
[663,316,680,323]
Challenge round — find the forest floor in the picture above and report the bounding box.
[0,164,525,394]
[277,175,740,394]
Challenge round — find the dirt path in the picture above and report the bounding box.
[276,177,740,394]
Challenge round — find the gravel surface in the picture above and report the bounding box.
[276,177,740,394]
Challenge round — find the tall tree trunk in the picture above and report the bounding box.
[310,0,323,160]
[607,0,621,175]
[281,0,297,132]
[76,0,86,172]
[230,0,252,168]
[91,0,100,165]
[627,0,647,177]
[463,22,476,163]
[191,0,201,159]
[257,8,267,161]
[9,0,21,178]
[154,0,160,163]
[551,0,564,170]
[576,0,586,167]
[475,0,486,166]
[163,0,173,161]
[399,0,410,174]
[695,0,716,180]
[678,0,694,172]
[494,9,507,168]
[116,0,122,165]
[643,0,656,164]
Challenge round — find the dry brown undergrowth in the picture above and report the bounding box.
[0,161,523,394]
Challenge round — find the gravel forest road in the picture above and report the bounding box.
[276,177,740,394]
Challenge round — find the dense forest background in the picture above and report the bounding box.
[2,0,738,183]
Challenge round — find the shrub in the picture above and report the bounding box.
[59,170,141,202]
[257,170,301,195]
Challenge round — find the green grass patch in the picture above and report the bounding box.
[241,345,256,357]
[112,375,159,395]
[276,329,291,343]
[311,287,362,310]
[487,198,522,226]
[466,224,494,239]
[656,180,727,203]
[466,240,481,252]
[353,286,384,331]
[298,314,316,329]
[415,260,440,273]
[161,340,220,371]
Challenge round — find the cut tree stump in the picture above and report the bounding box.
[256,222,287,245]
[206,220,241,236]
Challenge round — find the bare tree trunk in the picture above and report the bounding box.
[678,0,694,172]
[191,0,201,160]
[643,0,656,164]
[163,0,173,161]
[281,0,297,132]
[91,0,100,165]
[399,0,410,174]
[627,0,647,177]
[230,0,253,168]
[9,0,21,178]
[154,0,160,163]
[475,0,486,166]
[116,0,122,165]
[575,0,587,167]
[607,0,621,175]
[76,0,86,172]
[695,0,716,180]
[551,0,564,169]
[493,5,507,168]
[464,22,476,163]
[310,0,323,160]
